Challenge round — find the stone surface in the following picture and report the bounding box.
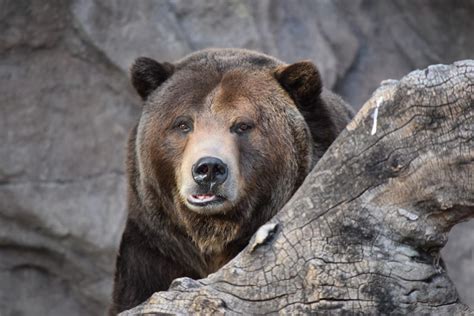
[0,0,472,315]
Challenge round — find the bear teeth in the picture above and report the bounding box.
[192,194,215,201]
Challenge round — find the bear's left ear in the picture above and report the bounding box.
[274,60,322,110]
[275,61,342,150]
[131,57,175,100]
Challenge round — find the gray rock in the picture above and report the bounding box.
[1,0,472,314]
[442,220,474,308]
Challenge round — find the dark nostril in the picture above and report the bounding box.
[215,164,225,175]
[196,164,208,175]
[192,156,228,185]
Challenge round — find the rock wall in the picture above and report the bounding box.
[1,1,472,315]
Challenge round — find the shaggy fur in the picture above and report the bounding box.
[110,48,353,314]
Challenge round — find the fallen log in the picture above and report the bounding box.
[122,60,474,315]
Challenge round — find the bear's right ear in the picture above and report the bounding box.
[131,57,175,100]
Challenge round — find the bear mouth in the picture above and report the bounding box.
[187,194,226,207]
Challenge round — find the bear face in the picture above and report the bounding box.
[133,50,313,254]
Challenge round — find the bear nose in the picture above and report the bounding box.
[192,157,228,186]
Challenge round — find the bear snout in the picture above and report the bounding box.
[185,156,234,212]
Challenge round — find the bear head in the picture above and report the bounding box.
[129,49,339,254]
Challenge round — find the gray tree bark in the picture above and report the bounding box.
[122,61,474,315]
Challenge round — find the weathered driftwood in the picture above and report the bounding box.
[122,61,474,315]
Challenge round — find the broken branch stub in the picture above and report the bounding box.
[122,61,474,315]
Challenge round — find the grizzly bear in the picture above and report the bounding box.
[110,48,353,314]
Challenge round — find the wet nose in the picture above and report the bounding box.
[192,156,228,186]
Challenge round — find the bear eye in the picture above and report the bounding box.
[173,116,193,134]
[178,123,191,132]
[233,121,254,135]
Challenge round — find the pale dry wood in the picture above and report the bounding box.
[122,60,474,315]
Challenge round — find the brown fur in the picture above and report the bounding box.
[110,48,354,314]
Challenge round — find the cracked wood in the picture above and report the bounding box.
[122,60,473,315]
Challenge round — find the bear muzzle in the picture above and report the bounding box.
[178,130,241,214]
[186,156,229,208]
